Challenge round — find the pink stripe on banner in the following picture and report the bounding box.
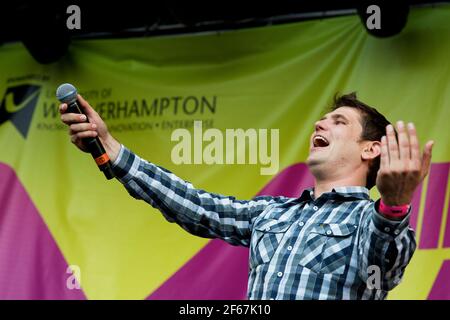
[443,185,450,248]
[443,199,450,248]
[148,240,250,300]
[257,163,315,198]
[419,163,450,249]
[428,260,450,300]
[147,163,314,299]
[0,163,86,299]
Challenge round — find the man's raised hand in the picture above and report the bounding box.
[376,121,434,206]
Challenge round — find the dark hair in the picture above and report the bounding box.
[331,92,392,189]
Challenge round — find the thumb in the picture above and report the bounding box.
[420,140,434,179]
[77,94,97,118]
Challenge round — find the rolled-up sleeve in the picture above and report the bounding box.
[357,200,417,291]
[111,144,283,247]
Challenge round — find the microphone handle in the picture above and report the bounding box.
[66,100,115,180]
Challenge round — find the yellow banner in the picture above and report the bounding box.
[0,5,449,299]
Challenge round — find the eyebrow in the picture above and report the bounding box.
[320,114,350,122]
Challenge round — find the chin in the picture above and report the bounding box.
[307,151,327,163]
[306,155,324,167]
[307,151,334,175]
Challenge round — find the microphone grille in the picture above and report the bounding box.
[56,83,78,103]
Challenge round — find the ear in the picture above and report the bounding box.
[361,140,381,161]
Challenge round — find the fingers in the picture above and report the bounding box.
[59,101,87,124]
[380,135,389,170]
[59,94,96,117]
[386,120,434,180]
[69,122,97,135]
[59,103,67,114]
[61,112,87,125]
[421,140,434,179]
[77,94,97,117]
[70,130,98,144]
[396,121,410,160]
[69,122,98,145]
[386,124,399,163]
[408,122,420,169]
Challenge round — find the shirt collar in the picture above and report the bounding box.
[298,186,370,202]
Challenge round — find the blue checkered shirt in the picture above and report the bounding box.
[112,145,416,300]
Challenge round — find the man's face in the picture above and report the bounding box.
[306,106,366,173]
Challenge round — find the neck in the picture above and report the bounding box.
[313,176,366,199]
[308,159,370,199]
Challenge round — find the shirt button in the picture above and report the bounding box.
[394,230,400,235]
[299,221,305,227]
[265,227,271,231]
[384,227,390,232]
[326,230,332,235]
[277,272,283,277]
[287,246,293,251]
[313,206,319,211]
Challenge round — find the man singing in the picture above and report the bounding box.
[59,92,433,300]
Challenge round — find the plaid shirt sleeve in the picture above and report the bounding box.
[111,144,283,247]
[357,200,417,291]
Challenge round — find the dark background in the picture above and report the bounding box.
[0,0,446,63]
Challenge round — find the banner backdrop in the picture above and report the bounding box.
[0,5,449,299]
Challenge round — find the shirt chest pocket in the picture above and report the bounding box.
[250,219,292,268]
[299,223,357,275]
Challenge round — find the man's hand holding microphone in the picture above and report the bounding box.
[57,83,121,178]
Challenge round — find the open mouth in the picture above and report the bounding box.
[312,135,330,149]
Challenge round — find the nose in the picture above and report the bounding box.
[314,118,328,132]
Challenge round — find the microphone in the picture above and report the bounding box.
[56,83,115,180]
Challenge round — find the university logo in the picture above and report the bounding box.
[0,84,41,138]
